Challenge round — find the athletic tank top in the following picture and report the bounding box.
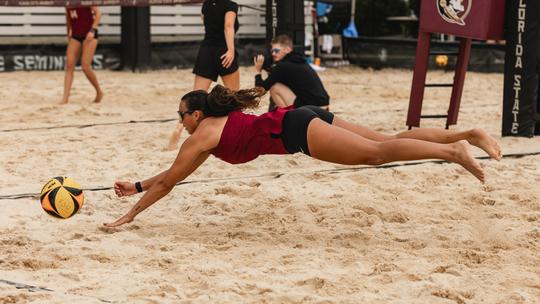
[211,107,292,164]
[67,7,94,37]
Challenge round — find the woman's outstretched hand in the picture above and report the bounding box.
[114,181,138,197]
[105,181,139,227]
[103,213,134,228]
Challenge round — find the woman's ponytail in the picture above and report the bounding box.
[181,85,266,117]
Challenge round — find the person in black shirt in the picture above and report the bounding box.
[253,35,330,110]
[193,0,240,91]
[167,0,240,150]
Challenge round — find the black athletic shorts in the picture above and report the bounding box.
[281,105,334,156]
[72,29,99,43]
[193,45,239,81]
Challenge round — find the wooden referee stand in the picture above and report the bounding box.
[406,0,506,129]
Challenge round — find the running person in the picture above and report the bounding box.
[104,85,502,228]
[166,0,240,150]
[61,6,104,104]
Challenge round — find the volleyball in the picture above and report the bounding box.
[435,55,449,67]
[40,177,84,219]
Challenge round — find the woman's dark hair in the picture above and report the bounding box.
[181,85,266,117]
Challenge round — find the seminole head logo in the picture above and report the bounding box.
[437,0,472,26]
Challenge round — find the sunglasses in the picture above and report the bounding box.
[177,110,194,122]
[270,48,281,54]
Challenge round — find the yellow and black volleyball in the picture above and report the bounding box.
[40,177,84,219]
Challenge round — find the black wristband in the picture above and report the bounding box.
[135,181,143,193]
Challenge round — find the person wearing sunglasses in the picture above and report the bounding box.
[253,34,330,110]
[166,0,240,151]
[104,85,501,228]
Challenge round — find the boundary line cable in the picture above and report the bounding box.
[0,279,113,303]
[1,151,539,201]
[0,118,176,133]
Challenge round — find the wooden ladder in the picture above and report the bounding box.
[406,31,472,129]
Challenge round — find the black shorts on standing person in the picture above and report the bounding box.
[72,29,98,43]
[193,0,240,81]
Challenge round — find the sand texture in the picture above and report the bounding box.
[1,67,539,303]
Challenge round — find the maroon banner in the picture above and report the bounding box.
[0,0,203,6]
[419,0,506,40]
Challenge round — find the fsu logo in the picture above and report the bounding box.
[437,0,472,26]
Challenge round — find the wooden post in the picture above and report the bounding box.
[446,37,472,128]
[121,6,151,72]
[406,31,431,128]
[265,0,276,46]
[276,0,305,54]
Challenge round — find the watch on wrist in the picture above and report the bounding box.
[135,181,143,193]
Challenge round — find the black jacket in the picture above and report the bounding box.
[255,52,330,107]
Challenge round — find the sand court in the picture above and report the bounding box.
[1,67,539,303]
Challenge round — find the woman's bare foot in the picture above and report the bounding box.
[453,140,485,183]
[94,91,104,103]
[467,129,502,161]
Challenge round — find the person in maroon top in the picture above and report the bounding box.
[104,85,501,228]
[165,0,240,151]
[61,6,103,104]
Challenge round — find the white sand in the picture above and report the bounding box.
[0,67,539,303]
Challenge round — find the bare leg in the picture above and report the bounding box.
[193,75,213,91]
[332,117,501,160]
[307,119,485,182]
[395,127,501,160]
[221,70,240,91]
[269,82,296,107]
[61,39,82,104]
[164,121,185,151]
[269,83,329,110]
[81,38,103,103]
